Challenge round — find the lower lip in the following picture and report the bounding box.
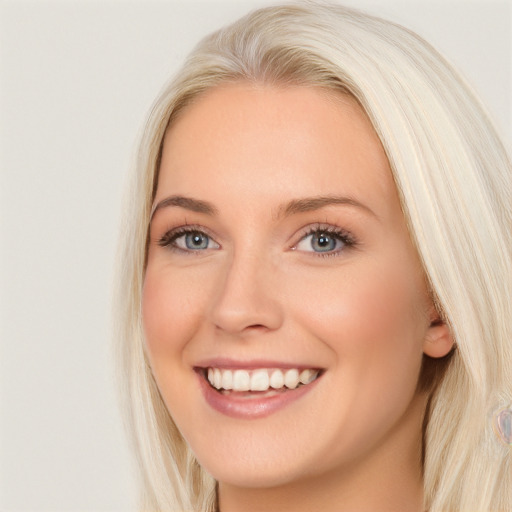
[197,372,322,419]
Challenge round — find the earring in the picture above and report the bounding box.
[493,405,512,446]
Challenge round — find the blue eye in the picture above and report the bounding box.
[311,232,339,252]
[180,232,210,250]
[295,229,352,255]
[158,229,220,252]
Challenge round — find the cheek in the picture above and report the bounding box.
[288,262,428,387]
[142,265,207,359]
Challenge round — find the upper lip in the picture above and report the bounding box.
[194,358,324,371]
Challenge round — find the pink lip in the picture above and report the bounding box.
[195,367,323,419]
[195,357,319,371]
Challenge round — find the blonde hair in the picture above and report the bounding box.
[115,3,512,511]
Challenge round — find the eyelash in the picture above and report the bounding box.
[157,225,218,254]
[157,224,357,257]
[292,224,356,258]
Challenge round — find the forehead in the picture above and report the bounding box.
[157,83,398,217]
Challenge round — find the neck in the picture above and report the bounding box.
[218,394,427,512]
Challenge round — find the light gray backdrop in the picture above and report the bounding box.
[0,0,510,510]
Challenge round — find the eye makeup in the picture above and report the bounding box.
[291,223,357,258]
[157,224,220,254]
[156,221,357,259]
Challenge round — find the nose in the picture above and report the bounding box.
[210,249,284,335]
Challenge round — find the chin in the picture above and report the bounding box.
[202,456,311,490]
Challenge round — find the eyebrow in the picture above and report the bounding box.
[278,195,377,219]
[151,195,218,219]
[150,194,376,221]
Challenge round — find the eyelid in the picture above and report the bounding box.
[290,223,356,256]
[157,224,221,252]
[155,222,356,256]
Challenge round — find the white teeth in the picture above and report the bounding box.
[221,369,233,390]
[213,368,222,389]
[270,369,285,389]
[250,369,270,391]
[206,367,320,392]
[284,369,299,389]
[232,370,251,391]
[299,369,317,385]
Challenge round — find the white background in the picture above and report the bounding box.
[0,0,510,510]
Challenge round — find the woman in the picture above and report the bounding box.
[116,3,511,511]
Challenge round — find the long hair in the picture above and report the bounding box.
[115,3,512,511]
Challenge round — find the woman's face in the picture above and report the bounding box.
[143,83,444,488]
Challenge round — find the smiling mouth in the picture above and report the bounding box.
[201,367,322,394]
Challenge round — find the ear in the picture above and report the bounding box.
[423,316,454,358]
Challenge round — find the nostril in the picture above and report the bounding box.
[245,324,270,333]
[210,273,284,333]
[216,323,268,333]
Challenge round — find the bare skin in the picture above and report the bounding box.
[143,83,453,512]
[219,391,426,512]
